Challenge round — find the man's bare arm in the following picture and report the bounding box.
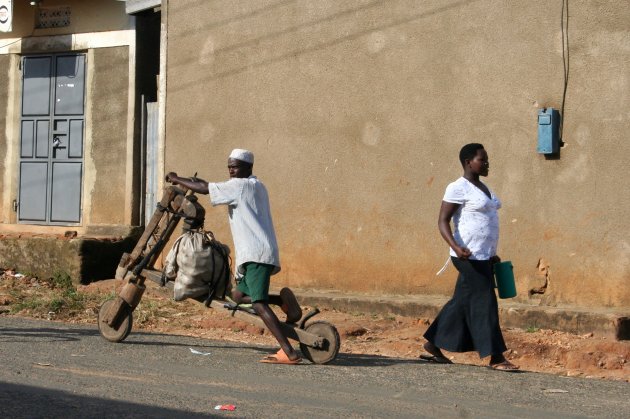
[165,172,209,194]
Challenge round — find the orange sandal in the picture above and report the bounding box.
[260,349,302,364]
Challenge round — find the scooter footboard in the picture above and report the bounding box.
[144,268,326,345]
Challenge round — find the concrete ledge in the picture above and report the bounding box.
[499,304,629,341]
[0,234,138,284]
[290,288,630,341]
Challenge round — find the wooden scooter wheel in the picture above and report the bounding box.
[299,321,340,364]
[98,299,133,342]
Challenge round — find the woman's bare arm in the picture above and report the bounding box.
[438,201,471,259]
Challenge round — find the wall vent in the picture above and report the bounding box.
[36,6,71,29]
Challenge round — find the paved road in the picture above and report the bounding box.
[0,317,628,418]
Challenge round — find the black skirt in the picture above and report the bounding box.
[423,257,507,358]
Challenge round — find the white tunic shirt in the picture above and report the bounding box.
[443,177,501,261]
[208,176,280,275]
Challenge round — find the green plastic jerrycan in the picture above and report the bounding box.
[494,261,517,299]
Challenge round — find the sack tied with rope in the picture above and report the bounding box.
[164,230,232,303]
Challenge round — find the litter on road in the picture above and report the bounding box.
[189,348,211,356]
[214,404,236,411]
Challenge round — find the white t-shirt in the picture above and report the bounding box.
[443,177,501,260]
[208,176,280,275]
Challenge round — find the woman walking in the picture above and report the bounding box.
[421,143,519,371]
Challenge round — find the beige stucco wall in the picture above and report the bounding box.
[0,1,137,235]
[0,54,9,223]
[164,0,630,308]
[86,46,131,227]
[0,0,130,38]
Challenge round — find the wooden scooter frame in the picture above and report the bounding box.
[97,185,340,364]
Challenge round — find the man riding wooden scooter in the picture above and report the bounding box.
[98,148,340,364]
[165,148,302,364]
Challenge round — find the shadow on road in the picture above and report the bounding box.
[0,381,217,418]
[330,352,531,373]
[0,326,99,342]
[329,352,424,367]
[126,333,271,353]
[0,322,526,371]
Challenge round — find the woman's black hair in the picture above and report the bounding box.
[459,143,484,167]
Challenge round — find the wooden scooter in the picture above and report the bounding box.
[97,183,340,364]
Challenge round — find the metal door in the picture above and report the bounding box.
[144,101,159,227]
[18,54,85,224]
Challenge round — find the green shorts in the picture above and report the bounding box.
[236,262,275,303]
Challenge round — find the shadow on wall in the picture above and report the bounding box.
[79,234,140,284]
[0,232,140,285]
[171,0,485,86]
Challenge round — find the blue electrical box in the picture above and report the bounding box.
[537,108,560,154]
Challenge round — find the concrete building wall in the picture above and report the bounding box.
[1,0,131,37]
[86,46,130,227]
[0,54,10,223]
[164,0,629,308]
[0,1,138,236]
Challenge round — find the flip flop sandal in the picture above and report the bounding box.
[419,354,453,364]
[259,349,302,365]
[259,356,302,364]
[489,361,520,371]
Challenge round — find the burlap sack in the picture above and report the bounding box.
[164,230,231,301]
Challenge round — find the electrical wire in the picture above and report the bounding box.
[560,0,569,143]
[0,27,36,50]
[0,36,23,50]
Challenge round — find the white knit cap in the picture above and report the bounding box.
[229,148,254,164]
